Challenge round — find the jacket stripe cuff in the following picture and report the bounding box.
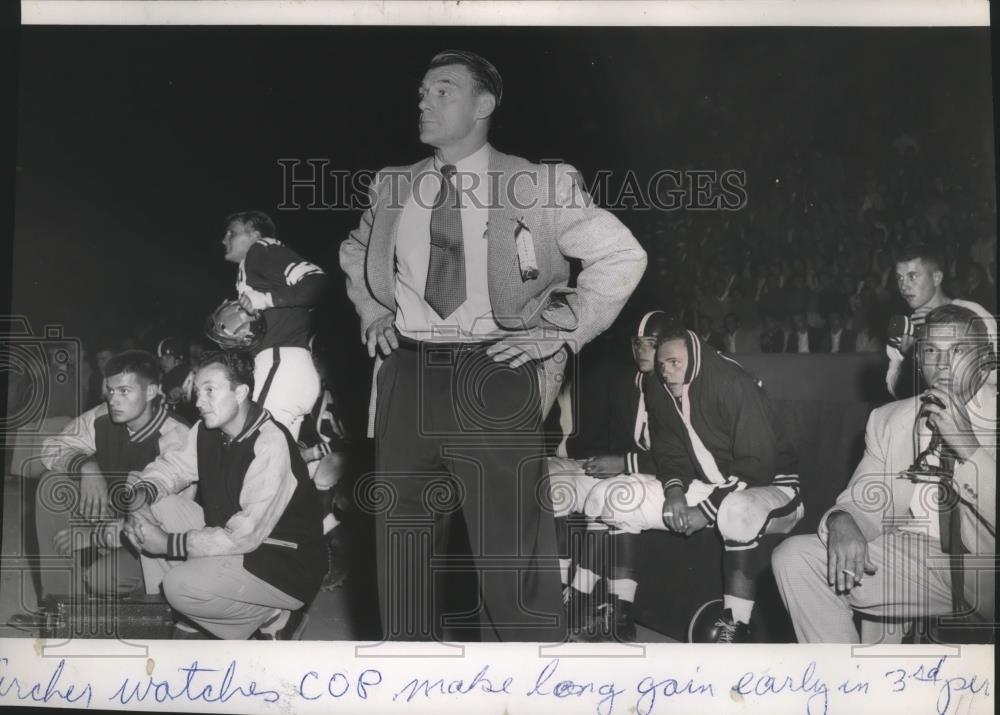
[662,478,684,492]
[168,532,188,559]
[126,481,159,511]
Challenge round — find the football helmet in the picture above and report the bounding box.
[204,299,265,351]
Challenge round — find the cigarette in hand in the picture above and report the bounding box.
[842,568,860,582]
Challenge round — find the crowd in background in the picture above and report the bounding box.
[628,131,997,353]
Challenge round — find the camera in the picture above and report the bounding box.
[886,314,915,341]
[1,318,83,439]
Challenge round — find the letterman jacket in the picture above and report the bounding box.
[130,402,326,603]
[41,402,190,476]
[644,330,799,524]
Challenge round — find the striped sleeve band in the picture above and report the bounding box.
[125,481,160,511]
[167,532,189,559]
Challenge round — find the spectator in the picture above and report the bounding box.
[820,311,855,353]
[697,313,725,352]
[722,313,761,354]
[759,314,787,353]
[786,312,823,353]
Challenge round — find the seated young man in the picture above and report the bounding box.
[773,304,996,642]
[547,310,672,641]
[583,328,803,642]
[12,350,190,625]
[122,350,327,640]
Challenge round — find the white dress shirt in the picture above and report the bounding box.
[394,142,499,341]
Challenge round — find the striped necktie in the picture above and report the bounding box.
[424,164,466,319]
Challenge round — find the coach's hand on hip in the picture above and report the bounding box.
[486,328,567,368]
[365,314,399,358]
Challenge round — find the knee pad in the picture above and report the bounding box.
[582,479,613,519]
[716,491,760,544]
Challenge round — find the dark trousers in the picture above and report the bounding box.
[370,339,564,641]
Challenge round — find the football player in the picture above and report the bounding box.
[547,310,673,641]
[218,211,327,440]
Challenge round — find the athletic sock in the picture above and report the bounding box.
[607,578,638,603]
[558,558,571,587]
[723,595,755,624]
[571,567,599,595]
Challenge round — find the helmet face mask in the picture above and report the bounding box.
[205,299,265,351]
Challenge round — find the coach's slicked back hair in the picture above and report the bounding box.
[103,350,162,384]
[195,350,255,392]
[429,50,503,107]
[893,240,947,274]
[226,210,276,239]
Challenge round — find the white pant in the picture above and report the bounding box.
[547,458,712,523]
[547,459,803,547]
[772,531,992,643]
[253,347,320,441]
[141,495,303,639]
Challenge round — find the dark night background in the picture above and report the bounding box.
[9,25,996,427]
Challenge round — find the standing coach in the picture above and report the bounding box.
[339,50,646,641]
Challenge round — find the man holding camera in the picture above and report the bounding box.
[885,241,995,398]
[773,303,996,642]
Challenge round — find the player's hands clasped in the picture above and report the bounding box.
[583,454,626,478]
[661,485,689,532]
[123,506,161,552]
[681,505,709,536]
